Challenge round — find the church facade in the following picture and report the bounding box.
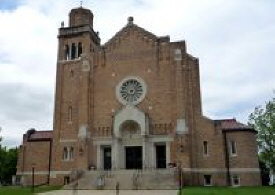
[16,7,261,187]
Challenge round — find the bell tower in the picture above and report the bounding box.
[57,6,100,61]
[52,6,100,174]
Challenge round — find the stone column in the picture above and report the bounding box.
[97,145,101,169]
[112,138,120,169]
[166,142,171,167]
[150,141,155,168]
[142,136,147,169]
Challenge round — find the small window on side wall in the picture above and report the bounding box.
[62,146,74,161]
[63,147,68,160]
[204,175,212,186]
[69,147,74,160]
[230,141,237,156]
[203,141,208,156]
[64,176,70,185]
[68,106,72,122]
[231,175,241,186]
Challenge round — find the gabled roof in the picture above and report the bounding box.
[215,119,256,133]
[104,19,158,47]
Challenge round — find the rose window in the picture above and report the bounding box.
[120,79,143,103]
[116,77,147,105]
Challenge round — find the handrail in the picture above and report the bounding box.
[96,172,105,189]
[132,169,141,190]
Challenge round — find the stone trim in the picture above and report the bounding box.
[230,168,261,173]
[114,104,147,138]
[17,171,71,175]
[182,168,260,173]
[59,139,78,143]
[93,140,113,145]
[150,136,174,142]
[17,168,260,176]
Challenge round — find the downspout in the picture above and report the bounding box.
[223,131,231,186]
[47,139,53,185]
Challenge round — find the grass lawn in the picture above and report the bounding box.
[0,186,61,195]
[181,186,275,195]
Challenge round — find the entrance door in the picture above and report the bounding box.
[103,147,111,170]
[125,146,142,169]
[156,145,166,168]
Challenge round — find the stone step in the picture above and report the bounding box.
[64,169,179,190]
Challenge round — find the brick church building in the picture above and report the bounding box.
[16,6,261,188]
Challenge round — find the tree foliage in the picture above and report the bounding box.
[0,147,18,185]
[0,127,2,144]
[0,128,19,185]
[248,95,275,169]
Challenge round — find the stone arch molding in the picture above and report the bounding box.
[114,104,148,138]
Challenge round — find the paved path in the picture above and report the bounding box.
[38,190,178,195]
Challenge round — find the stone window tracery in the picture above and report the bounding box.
[120,79,143,103]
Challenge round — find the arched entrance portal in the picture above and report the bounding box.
[121,120,142,169]
[112,105,150,169]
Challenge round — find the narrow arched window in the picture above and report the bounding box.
[63,147,68,160]
[203,141,208,156]
[230,141,237,156]
[69,147,74,160]
[78,42,82,58]
[65,44,70,60]
[71,43,76,59]
[68,106,72,122]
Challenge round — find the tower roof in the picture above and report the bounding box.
[69,6,94,27]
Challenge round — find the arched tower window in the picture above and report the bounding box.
[78,42,82,58]
[71,43,76,59]
[65,44,70,60]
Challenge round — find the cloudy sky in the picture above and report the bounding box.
[0,0,274,147]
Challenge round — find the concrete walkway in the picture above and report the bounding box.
[38,190,178,195]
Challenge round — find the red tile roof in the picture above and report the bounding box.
[215,119,256,132]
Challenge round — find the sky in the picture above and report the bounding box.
[0,0,274,147]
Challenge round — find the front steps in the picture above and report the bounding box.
[64,169,178,190]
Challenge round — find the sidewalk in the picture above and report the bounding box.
[38,190,178,195]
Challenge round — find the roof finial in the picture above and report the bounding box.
[128,16,134,25]
[80,1,83,7]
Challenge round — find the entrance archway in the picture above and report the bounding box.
[120,120,141,138]
[112,105,149,169]
[120,120,142,169]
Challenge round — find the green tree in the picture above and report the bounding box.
[0,127,4,184]
[0,128,19,185]
[0,127,2,145]
[0,147,19,185]
[248,95,275,170]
